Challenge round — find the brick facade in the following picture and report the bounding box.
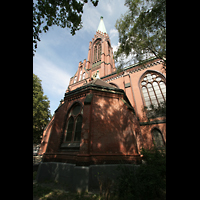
[39,17,166,165]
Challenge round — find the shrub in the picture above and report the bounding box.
[115,147,166,200]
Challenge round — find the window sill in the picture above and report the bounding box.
[60,142,80,150]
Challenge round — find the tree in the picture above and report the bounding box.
[142,101,166,119]
[33,73,52,144]
[33,0,99,56]
[114,0,166,71]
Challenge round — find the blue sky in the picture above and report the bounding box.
[33,0,129,116]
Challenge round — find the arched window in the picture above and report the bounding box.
[152,128,165,149]
[141,71,166,109]
[64,103,83,143]
[93,40,101,62]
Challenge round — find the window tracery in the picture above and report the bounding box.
[64,104,83,143]
[141,71,166,109]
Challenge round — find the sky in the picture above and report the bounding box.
[33,0,129,116]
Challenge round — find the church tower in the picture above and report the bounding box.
[68,16,116,91]
[86,16,116,78]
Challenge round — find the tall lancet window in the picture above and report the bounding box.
[61,103,83,147]
[94,45,97,61]
[93,40,101,62]
[98,43,101,60]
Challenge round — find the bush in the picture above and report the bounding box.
[115,147,166,200]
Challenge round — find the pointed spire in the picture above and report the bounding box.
[97,16,107,34]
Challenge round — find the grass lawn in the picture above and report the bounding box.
[33,171,117,200]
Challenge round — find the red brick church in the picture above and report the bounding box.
[39,16,166,165]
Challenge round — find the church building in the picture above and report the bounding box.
[38,16,166,166]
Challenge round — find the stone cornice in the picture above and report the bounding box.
[102,58,164,82]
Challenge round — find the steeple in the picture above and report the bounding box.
[68,16,116,87]
[97,16,107,34]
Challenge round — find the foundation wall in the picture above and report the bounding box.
[36,162,139,193]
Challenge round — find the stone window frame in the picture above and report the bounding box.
[93,39,102,63]
[60,102,83,149]
[151,127,165,149]
[140,70,166,110]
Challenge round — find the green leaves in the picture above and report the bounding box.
[115,146,166,200]
[33,73,52,144]
[115,0,166,70]
[33,0,99,56]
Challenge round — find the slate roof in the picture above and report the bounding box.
[83,78,116,89]
[62,78,135,115]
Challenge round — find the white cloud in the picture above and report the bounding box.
[34,54,70,95]
[112,42,120,54]
[110,29,118,37]
[106,3,113,15]
[109,28,119,43]
[82,3,101,34]
[33,54,71,115]
[33,0,129,115]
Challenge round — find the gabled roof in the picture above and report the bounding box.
[97,16,107,34]
[83,78,116,88]
[66,78,123,97]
